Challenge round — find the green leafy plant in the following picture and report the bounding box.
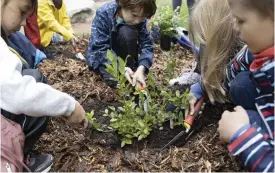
[102,50,189,147]
[86,110,103,131]
[150,6,187,37]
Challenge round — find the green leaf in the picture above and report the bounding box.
[124,138,132,144]
[176,90,180,97]
[125,134,132,138]
[143,128,149,134]
[118,57,126,75]
[178,111,183,124]
[107,49,115,61]
[118,107,125,112]
[109,106,116,111]
[105,67,117,79]
[110,118,118,122]
[138,135,143,141]
[121,141,126,147]
[137,120,145,128]
[160,91,169,97]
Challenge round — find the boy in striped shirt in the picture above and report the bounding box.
[218,0,274,172]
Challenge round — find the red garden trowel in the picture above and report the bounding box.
[162,96,206,149]
[73,47,86,61]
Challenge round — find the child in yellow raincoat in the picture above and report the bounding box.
[37,0,78,48]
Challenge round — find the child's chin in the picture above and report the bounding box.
[8,30,17,35]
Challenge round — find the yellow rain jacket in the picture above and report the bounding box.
[37,0,74,47]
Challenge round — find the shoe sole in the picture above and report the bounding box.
[41,163,53,173]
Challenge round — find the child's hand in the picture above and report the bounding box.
[132,65,146,87]
[65,101,88,127]
[125,67,134,84]
[188,93,198,115]
[70,36,79,49]
[218,106,250,143]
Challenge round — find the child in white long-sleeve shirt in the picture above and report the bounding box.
[0,0,87,171]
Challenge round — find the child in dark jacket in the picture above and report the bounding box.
[86,0,156,87]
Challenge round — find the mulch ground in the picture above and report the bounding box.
[36,36,245,172]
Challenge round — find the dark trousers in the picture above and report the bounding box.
[99,25,139,87]
[2,111,48,157]
[229,71,259,110]
[1,53,49,157]
[172,0,195,14]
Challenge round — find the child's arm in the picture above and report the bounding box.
[225,45,254,89]
[219,106,274,172]
[137,20,154,72]
[0,38,75,117]
[61,3,74,35]
[38,0,74,41]
[228,123,274,172]
[8,32,46,68]
[190,79,206,100]
[86,9,110,70]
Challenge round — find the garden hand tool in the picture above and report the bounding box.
[162,96,205,149]
[73,47,86,61]
[135,81,149,112]
[125,67,149,112]
[183,96,206,133]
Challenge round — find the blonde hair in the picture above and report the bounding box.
[189,0,242,103]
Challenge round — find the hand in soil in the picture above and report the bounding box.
[132,65,146,87]
[187,93,198,115]
[65,101,87,126]
[218,106,250,143]
[71,36,79,50]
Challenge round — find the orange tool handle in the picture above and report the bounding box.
[184,96,205,126]
[135,81,145,91]
[74,47,79,52]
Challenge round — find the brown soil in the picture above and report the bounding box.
[36,38,245,172]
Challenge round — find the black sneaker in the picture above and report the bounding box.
[26,154,54,172]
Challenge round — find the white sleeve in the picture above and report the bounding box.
[0,37,75,117]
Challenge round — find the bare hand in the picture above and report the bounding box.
[125,67,134,84]
[132,66,146,87]
[70,36,79,49]
[65,101,88,128]
[218,106,250,143]
[187,93,198,115]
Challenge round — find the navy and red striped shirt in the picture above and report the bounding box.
[228,46,274,172]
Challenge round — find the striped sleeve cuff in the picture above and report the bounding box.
[230,124,251,143]
[228,124,264,156]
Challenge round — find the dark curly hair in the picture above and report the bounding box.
[116,0,157,18]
